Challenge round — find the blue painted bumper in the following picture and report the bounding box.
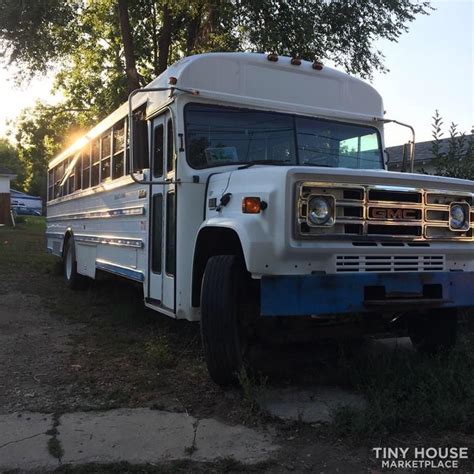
[260,272,474,316]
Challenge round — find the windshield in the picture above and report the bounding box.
[185,103,383,170]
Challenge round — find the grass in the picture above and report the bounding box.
[3,218,474,440]
[237,368,268,421]
[0,216,56,273]
[331,336,474,438]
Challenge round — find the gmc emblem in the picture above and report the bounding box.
[370,208,418,220]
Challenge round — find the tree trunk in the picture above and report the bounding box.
[157,3,172,75]
[151,2,159,76]
[117,0,141,92]
[186,8,203,55]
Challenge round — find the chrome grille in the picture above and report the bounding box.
[297,182,473,241]
[335,255,445,273]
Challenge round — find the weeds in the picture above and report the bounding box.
[237,368,268,419]
[144,337,174,368]
[331,335,474,437]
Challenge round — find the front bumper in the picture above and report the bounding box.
[260,271,474,316]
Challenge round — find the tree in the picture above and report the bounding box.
[1,0,432,101]
[15,103,81,200]
[431,110,474,180]
[0,0,77,80]
[0,139,24,190]
[1,0,433,191]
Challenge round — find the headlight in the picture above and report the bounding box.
[450,203,469,230]
[308,196,335,226]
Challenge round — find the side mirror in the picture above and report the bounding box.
[132,111,150,173]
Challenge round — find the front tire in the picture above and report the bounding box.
[200,255,247,386]
[63,237,85,290]
[409,308,458,354]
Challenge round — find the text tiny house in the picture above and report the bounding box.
[46,53,474,385]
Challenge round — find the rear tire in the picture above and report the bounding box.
[63,237,85,290]
[200,255,247,386]
[409,308,458,354]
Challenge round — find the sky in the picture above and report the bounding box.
[0,0,472,147]
[371,0,473,146]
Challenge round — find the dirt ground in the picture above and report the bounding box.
[1,218,474,473]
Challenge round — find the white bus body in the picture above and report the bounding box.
[46,53,474,384]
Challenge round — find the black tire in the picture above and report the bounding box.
[63,237,85,290]
[409,308,458,354]
[200,255,247,386]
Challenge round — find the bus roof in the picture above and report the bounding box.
[49,52,384,168]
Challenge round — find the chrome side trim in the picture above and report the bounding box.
[96,259,144,282]
[75,234,144,248]
[45,232,64,240]
[47,206,145,222]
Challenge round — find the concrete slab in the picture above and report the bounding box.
[0,412,57,470]
[59,408,196,465]
[258,387,366,423]
[194,418,278,463]
[59,408,278,465]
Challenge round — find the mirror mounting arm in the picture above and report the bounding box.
[127,86,199,185]
[374,117,416,173]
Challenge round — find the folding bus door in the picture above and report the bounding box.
[148,112,175,313]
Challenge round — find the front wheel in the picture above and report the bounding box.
[409,308,458,354]
[200,255,247,386]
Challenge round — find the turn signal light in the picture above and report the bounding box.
[242,197,263,214]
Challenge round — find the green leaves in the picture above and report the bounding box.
[0,0,78,80]
[431,110,474,180]
[2,0,434,196]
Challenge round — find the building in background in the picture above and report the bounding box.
[387,135,473,174]
[0,166,16,225]
[10,189,43,216]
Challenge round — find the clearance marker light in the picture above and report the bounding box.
[312,60,323,70]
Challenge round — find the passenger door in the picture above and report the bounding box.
[148,112,175,313]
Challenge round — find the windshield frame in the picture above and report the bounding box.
[183,102,384,171]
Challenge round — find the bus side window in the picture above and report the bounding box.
[67,157,75,194]
[125,117,130,175]
[83,146,91,189]
[48,169,54,201]
[132,107,149,172]
[153,124,164,177]
[55,162,64,198]
[112,120,125,179]
[167,118,174,173]
[75,153,82,190]
[91,140,100,187]
[101,131,112,182]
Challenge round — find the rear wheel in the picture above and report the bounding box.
[200,255,248,386]
[63,237,85,290]
[409,308,458,354]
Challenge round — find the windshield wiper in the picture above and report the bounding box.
[238,160,291,170]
